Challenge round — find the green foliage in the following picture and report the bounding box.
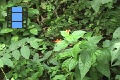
[0,0,120,80]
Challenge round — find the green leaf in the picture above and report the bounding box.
[96,62,110,79]
[101,0,113,4]
[60,31,70,38]
[71,30,86,42]
[69,58,78,71]
[59,49,73,59]
[0,28,13,33]
[1,57,13,67]
[53,40,69,51]
[62,58,77,71]
[91,0,101,13]
[52,75,66,80]
[12,50,21,60]
[72,41,81,59]
[111,41,120,64]
[20,46,30,59]
[28,8,39,17]
[0,59,4,67]
[113,27,120,39]
[79,53,92,80]
[30,41,39,49]
[102,40,111,48]
[30,28,38,35]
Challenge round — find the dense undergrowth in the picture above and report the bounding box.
[0,0,120,80]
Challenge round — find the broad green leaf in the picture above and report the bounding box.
[53,40,69,51]
[102,40,111,48]
[12,50,21,60]
[113,27,120,39]
[33,53,39,62]
[62,58,77,71]
[28,8,39,17]
[60,31,70,38]
[20,46,30,59]
[79,53,92,80]
[69,58,78,71]
[49,58,59,65]
[17,38,28,47]
[30,41,39,49]
[0,28,13,33]
[59,49,73,59]
[91,0,101,13]
[65,35,75,43]
[0,59,3,67]
[71,30,86,42]
[111,42,120,64]
[96,62,110,79]
[3,53,11,58]
[9,42,19,51]
[30,28,38,35]
[1,57,13,67]
[52,75,66,80]
[87,36,102,45]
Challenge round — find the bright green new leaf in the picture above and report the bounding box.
[113,27,120,39]
[53,40,69,51]
[71,30,86,42]
[0,28,13,33]
[60,31,70,38]
[0,59,3,67]
[30,41,39,49]
[20,46,30,59]
[12,50,21,60]
[30,28,38,35]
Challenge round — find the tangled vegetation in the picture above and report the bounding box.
[0,0,120,80]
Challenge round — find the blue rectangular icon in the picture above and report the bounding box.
[7,7,28,28]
